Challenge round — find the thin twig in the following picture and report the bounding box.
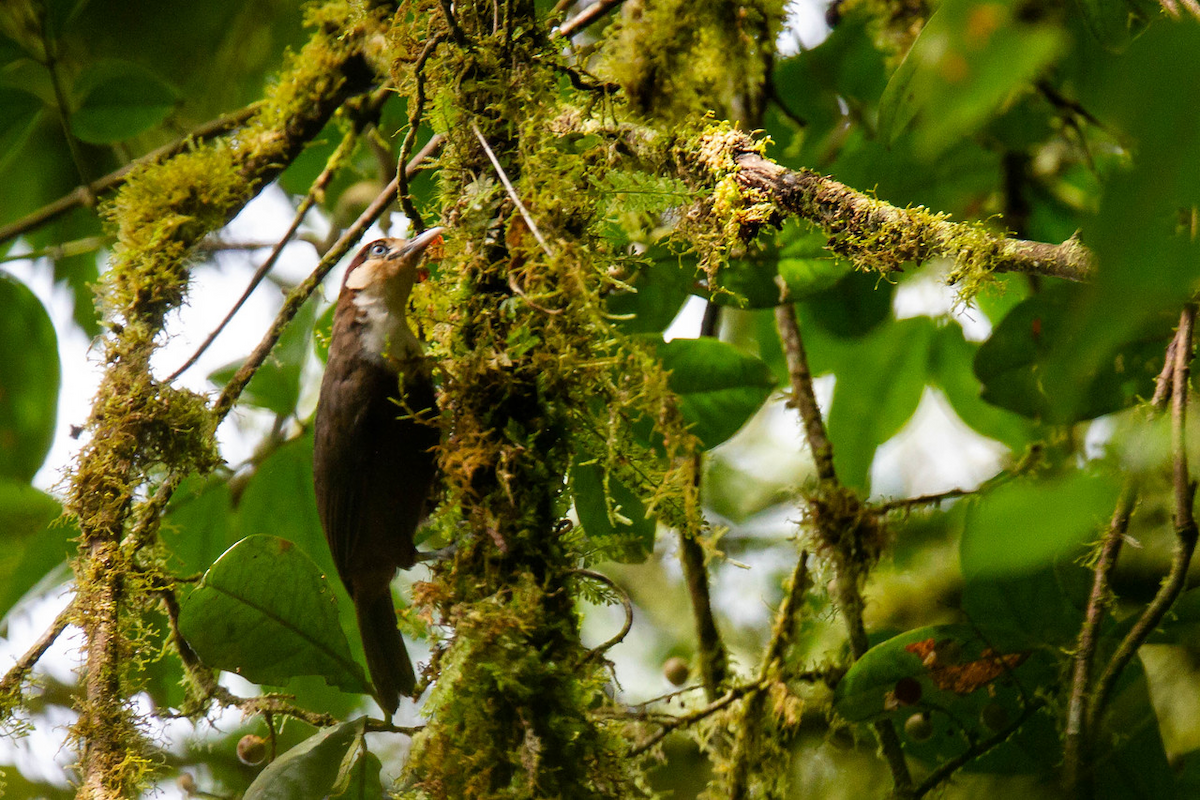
[166,120,365,382]
[775,303,835,484]
[1062,484,1136,794]
[1089,304,1197,733]
[0,236,108,264]
[877,487,975,513]
[628,682,760,757]
[397,34,447,235]
[913,700,1046,799]
[678,300,729,701]
[438,0,469,45]
[0,600,75,699]
[471,122,555,260]
[573,569,634,657]
[773,302,914,797]
[0,104,260,247]
[728,552,810,799]
[556,0,627,37]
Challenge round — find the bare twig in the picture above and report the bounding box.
[397,34,447,235]
[0,600,75,700]
[628,682,760,757]
[0,104,259,247]
[471,122,555,260]
[776,303,836,483]
[1090,304,1197,732]
[877,487,975,513]
[573,569,634,657]
[914,700,1047,799]
[556,0,627,37]
[165,118,366,382]
[728,552,810,799]
[773,302,914,797]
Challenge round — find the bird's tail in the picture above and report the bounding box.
[356,594,417,718]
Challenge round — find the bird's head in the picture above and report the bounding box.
[342,227,444,313]
[336,227,444,364]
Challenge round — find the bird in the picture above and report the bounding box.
[312,227,443,717]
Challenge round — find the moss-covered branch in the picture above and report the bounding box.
[66,4,389,796]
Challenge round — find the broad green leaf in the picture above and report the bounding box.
[0,480,76,628]
[930,324,1034,451]
[244,718,367,800]
[1073,0,1158,52]
[333,750,384,800]
[1092,658,1173,800]
[825,317,934,492]
[607,245,696,335]
[799,270,893,340]
[960,469,1119,579]
[69,61,179,143]
[0,87,43,176]
[161,473,236,576]
[210,298,318,416]
[177,535,371,695]
[833,623,1060,773]
[962,562,1092,647]
[974,284,1169,423]
[0,271,60,482]
[714,220,851,309]
[655,338,776,449]
[570,457,655,563]
[1040,26,1200,419]
[877,0,1063,158]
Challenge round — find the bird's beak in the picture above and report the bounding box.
[397,226,445,259]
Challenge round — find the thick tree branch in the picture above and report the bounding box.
[0,104,260,248]
[730,143,1095,282]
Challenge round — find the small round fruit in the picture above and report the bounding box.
[980,701,1009,732]
[663,657,690,686]
[893,676,922,706]
[177,773,197,796]
[904,712,934,742]
[237,734,268,766]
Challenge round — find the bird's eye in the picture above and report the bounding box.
[368,242,389,257]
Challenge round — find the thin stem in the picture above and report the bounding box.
[0,105,259,247]
[628,682,760,757]
[775,303,835,483]
[0,600,75,700]
[165,121,364,382]
[914,700,1046,798]
[397,33,447,235]
[727,551,810,799]
[556,0,627,37]
[1062,485,1136,794]
[1090,304,1197,732]
[773,302,914,797]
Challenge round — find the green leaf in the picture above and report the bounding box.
[177,535,371,695]
[930,324,1034,451]
[825,317,934,492]
[69,61,179,144]
[833,623,1060,773]
[974,283,1169,423]
[655,338,776,449]
[1092,658,1173,800]
[877,0,1063,158]
[1073,0,1158,52]
[799,270,894,340]
[961,561,1092,647]
[244,718,367,800]
[333,750,384,800]
[0,271,60,482]
[0,87,44,176]
[161,473,235,576]
[210,298,318,416]
[570,458,656,563]
[607,245,697,335]
[960,469,1119,579]
[0,480,76,628]
[713,220,851,309]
